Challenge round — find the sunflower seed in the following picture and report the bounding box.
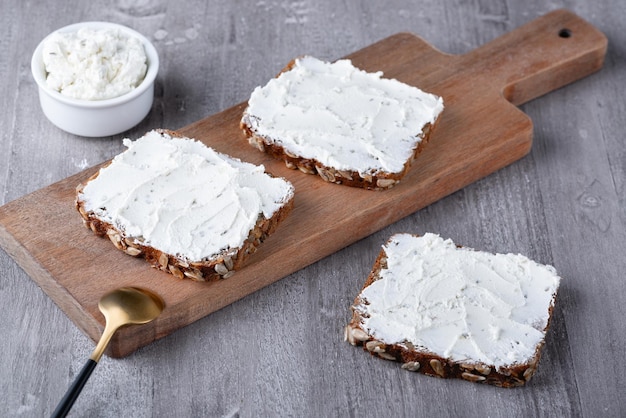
[316,166,336,183]
[223,256,234,270]
[168,264,184,279]
[337,170,353,181]
[215,263,229,276]
[298,164,315,175]
[523,367,535,381]
[184,269,205,281]
[401,361,421,372]
[376,178,396,188]
[78,205,88,218]
[284,149,298,158]
[377,352,395,361]
[350,327,369,343]
[248,136,265,152]
[124,237,138,247]
[125,247,142,257]
[365,340,385,353]
[343,326,352,344]
[430,359,445,377]
[158,253,169,268]
[475,365,491,375]
[107,230,123,250]
[461,372,486,383]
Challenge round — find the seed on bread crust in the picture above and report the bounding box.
[183,269,205,281]
[107,230,125,250]
[523,367,535,381]
[223,256,234,270]
[125,246,142,257]
[376,178,396,189]
[78,204,88,218]
[316,166,336,183]
[158,253,169,269]
[284,149,298,159]
[476,364,492,375]
[377,352,396,361]
[168,264,184,279]
[462,372,487,383]
[344,326,369,345]
[297,164,315,175]
[215,263,229,276]
[430,359,445,377]
[247,136,265,152]
[365,340,386,353]
[401,361,421,372]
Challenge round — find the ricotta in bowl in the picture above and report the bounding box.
[42,27,148,101]
[31,21,159,137]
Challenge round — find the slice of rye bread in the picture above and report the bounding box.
[75,129,295,282]
[345,233,561,387]
[240,56,444,190]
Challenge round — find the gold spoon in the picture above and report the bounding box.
[51,287,164,418]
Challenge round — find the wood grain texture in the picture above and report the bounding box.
[0,10,605,359]
[1,1,625,417]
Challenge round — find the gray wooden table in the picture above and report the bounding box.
[1,1,624,417]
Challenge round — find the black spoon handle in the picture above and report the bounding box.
[51,359,98,418]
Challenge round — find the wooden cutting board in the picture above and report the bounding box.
[0,10,606,357]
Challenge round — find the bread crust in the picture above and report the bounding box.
[240,58,441,190]
[345,237,558,387]
[75,129,294,282]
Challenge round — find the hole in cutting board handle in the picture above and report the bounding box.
[558,28,572,38]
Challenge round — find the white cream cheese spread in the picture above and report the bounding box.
[79,130,295,261]
[244,56,444,175]
[42,27,147,100]
[356,233,561,368]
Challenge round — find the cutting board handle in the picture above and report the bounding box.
[466,9,607,105]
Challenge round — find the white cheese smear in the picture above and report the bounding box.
[356,233,561,368]
[79,130,295,261]
[244,56,444,175]
[42,27,147,100]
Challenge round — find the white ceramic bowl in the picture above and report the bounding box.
[31,21,159,137]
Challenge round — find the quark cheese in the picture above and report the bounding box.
[244,56,444,175]
[79,130,295,261]
[356,233,561,368]
[42,27,147,100]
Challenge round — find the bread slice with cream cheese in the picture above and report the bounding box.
[345,233,561,387]
[75,129,295,282]
[241,56,444,190]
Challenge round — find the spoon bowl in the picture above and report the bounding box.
[52,287,164,418]
[92,287,165,362]
[99,287,164,325]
